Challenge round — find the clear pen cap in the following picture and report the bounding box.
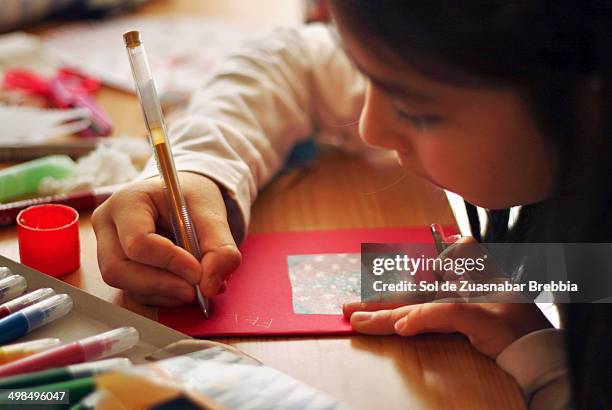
[1,338,61,354]
[1,288,56,313]
[0,267,14,280]
[80,327,140,360]
[21,294,73,331]
[0,275,27,303]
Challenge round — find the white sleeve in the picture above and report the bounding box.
[496,328,570,409]
[138,24,366,242]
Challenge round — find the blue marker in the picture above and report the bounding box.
[0,294,73,345]
[0,275,27,304]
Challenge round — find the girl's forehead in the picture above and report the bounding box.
[336,23,513,110]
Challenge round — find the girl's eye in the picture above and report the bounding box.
[390,99,441,130]
[397,112,441,130]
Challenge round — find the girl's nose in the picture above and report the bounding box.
[359,84,410,151]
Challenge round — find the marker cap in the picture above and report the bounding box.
[21,294,73,331]
[0,275,27,303]
[0,288,56,315]
[80,327,140,360]
[17,204,80,277]
[0,267,14,280]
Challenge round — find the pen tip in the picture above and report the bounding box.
[195,287,210,319]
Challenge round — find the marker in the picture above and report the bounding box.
[0,267,14,280]
[0,376,96,406]
[0,338,61,365]
[0,326,139,377]
[0,358,131,389]
[0,275,27,304]
[0,294,73,345]
[0,288,56,319]
[0,184,122,227]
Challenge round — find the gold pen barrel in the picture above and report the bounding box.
[151,131,202,259]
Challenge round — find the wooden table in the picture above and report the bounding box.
[0,1,525,408]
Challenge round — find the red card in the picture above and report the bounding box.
[158,226,455,337]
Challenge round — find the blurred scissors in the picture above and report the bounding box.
[3,67,113,137]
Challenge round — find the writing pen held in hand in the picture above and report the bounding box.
[124,30,209,317]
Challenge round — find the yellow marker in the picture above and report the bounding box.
[0,338,61,365]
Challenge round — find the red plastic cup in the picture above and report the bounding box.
[17,204,80,277]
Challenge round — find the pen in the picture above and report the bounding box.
[0,288,57,319]
[124,30,210,317]
[0,294,73,345]
[430,223,448,255]
[0,358,131,389]
[0,326,139,377]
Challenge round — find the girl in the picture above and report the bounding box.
[92,1,612,408]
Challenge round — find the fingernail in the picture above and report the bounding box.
[394,317,407,333]
[351,312,374,323]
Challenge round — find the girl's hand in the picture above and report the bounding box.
[343,302,552,358]
[92,172,241,306]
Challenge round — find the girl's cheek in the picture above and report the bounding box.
[406,140,475,192]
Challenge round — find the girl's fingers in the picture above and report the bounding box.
[111,193,202,285]
[350,303,480,337]
[181,174,242,297]
[128,292,192,307]
[350,305,414,335]
[393,303,476,336]
[198,246,241,297]
[94,220,196,303]
[342,302,412,319]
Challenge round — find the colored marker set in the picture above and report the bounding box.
[0,265,141,406]
[0,326,139,377]
[0,269,72,345]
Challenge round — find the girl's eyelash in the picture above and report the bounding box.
[396,110,441,129]
[390,99,441,129]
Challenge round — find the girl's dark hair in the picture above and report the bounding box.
[330,1,612,407]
